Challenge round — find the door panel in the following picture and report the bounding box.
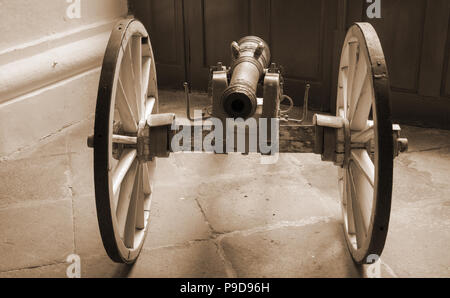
[271,0,323,80]
[186,0,263,92]
[187,0,338,111]
[445,41,450,96]
[367,0,427,92]
[203,0,251,67]
[418,0,450,97]
[130,0,186,89]
[360,0,450,128]
[271,0,338,111]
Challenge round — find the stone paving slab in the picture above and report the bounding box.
[220,219,360,278]
[0,154,71,209]
[383,148,450,278]
[70,151,94,197]
[73,194,104,258]
[80,255,131,278]
[0,199,74,272]
[0,90,449,278]
[144,183,212,249]
[129,241,228,278]
[194,173,332,234]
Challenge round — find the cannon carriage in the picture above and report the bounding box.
[88,18,408,264]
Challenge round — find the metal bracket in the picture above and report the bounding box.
[392,124,408,157]
[137,113,176,161]
[183,82,211,122]
[313,114,409,165]
[280,83,310,125]
[262,72,280,119]
[211,70,230,120]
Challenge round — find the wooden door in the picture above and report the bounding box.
[347,0,450,128]
[130,0,186,89]
[130,0,450,128]
[185,0,339,112]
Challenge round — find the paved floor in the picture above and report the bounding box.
[0,90,449,278]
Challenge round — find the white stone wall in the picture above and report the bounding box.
[0,0,129,157]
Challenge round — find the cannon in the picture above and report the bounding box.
[87,18,408,265]
[218,36,270,119]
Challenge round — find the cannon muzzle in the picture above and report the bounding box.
[221,36,271,119]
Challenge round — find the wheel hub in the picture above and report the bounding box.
[137,113,176,162]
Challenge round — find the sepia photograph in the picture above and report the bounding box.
[0,0,449,283]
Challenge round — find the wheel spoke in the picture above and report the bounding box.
[343,170,356,235]
[351,121,374,144]
[117,78,138,133]
[112,149,137,196]
[132,36,144,121]
[340,67,349,118]
[136,164,145,230]
[124,163,142,248]
[116,159,138,236]
[142,57,152,100]
[121,43,139,122]
[348,166,367,248]
[142,163,153,196]
[337,44,349,112]
[347,42,358,105]
[349,77,372,131]
[349,156,374,234]
[144,97,156,121]
[351,149,375,187]
[348,52,368,121]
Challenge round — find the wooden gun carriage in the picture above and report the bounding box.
[88,18,408,265]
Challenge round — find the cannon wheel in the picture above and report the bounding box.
[93,18,158,264]
[337,23,394,264]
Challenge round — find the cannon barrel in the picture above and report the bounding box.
[221,36,271,119]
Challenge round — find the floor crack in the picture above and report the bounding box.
[407,145,450,153]
[381,260,399,278]
[216,216,333,241]
[194,197,216,235]
[0,116,92,162]
[65,135,77,255]
[0,261,67,274]
[142,216,334,278]
[213,239,237,278]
